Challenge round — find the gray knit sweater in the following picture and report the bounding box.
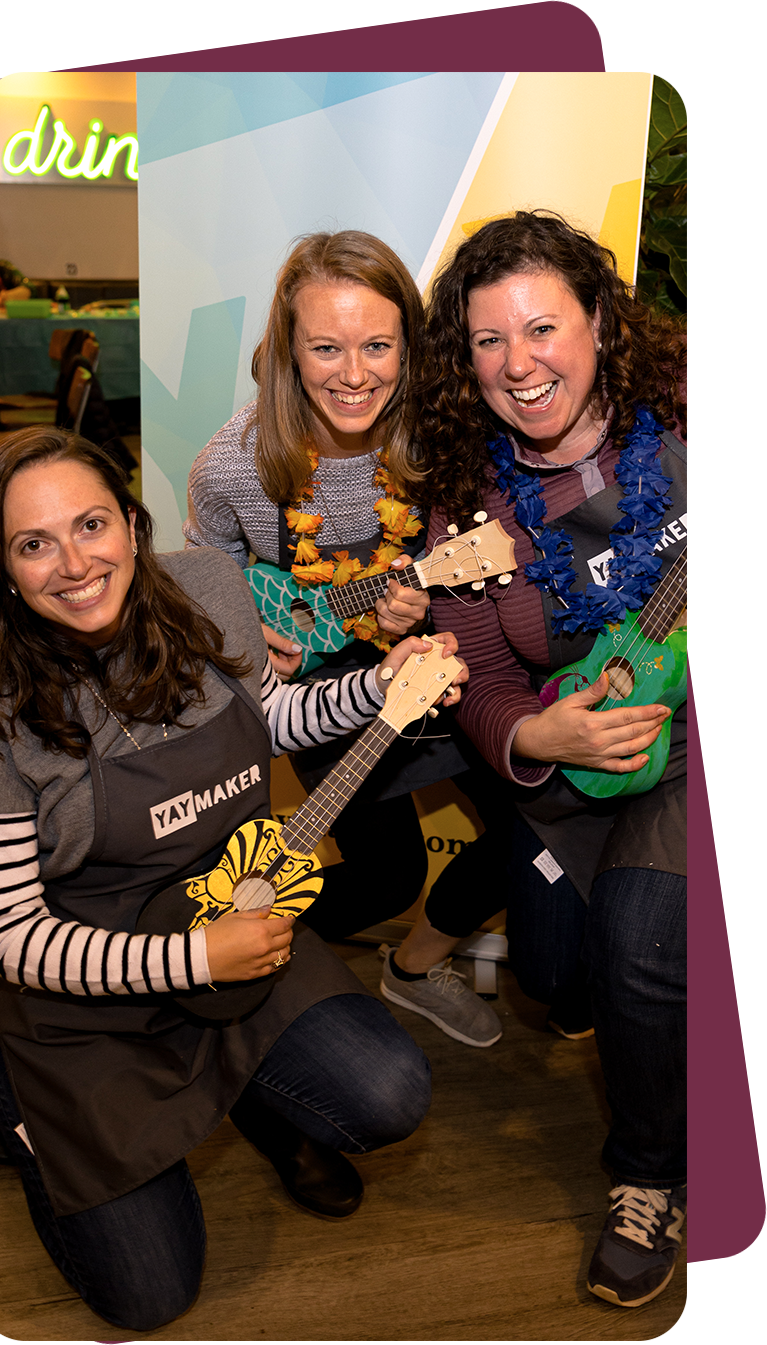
[183,401,405,566]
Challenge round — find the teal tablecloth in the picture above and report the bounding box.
[0,315,140,401]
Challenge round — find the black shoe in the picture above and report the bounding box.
[546,979,594,1039]
[587,1184,687,1306]
[267,1134,364,1220]
[232,1101,363,1220]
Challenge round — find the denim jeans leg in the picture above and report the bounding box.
[504,812,588,1004]
[232,994,431,1153]
[584,867,687,1186]
[0,1052,205,1332]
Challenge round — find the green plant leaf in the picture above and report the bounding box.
[644,219,687,297]
[646,151,687,187]
[647,77,687,159]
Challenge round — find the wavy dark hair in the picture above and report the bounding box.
[0,428,251,757]
[414,211,686,523]
[247,230,425,502]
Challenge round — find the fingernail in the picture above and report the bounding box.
[291,644,301,652]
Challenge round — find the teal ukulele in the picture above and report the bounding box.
[244,516,515,674]
[540,548,687,799]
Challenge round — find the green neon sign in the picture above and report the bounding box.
[2,105,138,182]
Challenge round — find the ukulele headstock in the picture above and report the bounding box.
[379,639,464,733]
[417,515,516,591]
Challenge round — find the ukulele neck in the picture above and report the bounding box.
[323,563,421,619]
[636,548,687,642]
[279,716,399,855]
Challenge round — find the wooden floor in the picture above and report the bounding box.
[0,944,685,1341]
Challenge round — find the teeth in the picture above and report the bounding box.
[511,382,555,403]
[58,576,107,603]
[332,390,374,405]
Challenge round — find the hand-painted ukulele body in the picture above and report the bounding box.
[137,640,464,1018]
[245,517,515,674]
[540,549,687,799]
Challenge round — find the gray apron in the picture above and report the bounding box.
[516,433,687,899]
[0,670,372,1216]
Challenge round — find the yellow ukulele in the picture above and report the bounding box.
[137,639,463,1019]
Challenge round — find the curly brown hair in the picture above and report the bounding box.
[247,230,425,503]
[413,211,686,523]
[0,428,252,758]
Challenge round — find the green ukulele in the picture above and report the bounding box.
[540,548,687,799]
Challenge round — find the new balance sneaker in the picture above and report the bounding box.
[380,948,502,1047]
[587,1183,687,1307]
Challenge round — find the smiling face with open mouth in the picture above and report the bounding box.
[292,281,404,456]
[4,458,137,647]
[468,268,604,463]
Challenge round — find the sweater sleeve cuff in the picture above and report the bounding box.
[186,927,212,986]
[505,716,557,787]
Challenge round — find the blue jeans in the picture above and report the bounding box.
[427,807,686,1189]
[0,994,430,1331]
[585,866,687,1187]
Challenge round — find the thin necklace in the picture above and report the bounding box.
[84,679,167,750]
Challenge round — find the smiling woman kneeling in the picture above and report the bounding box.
[0,427,465,1331]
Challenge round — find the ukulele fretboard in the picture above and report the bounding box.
[636,548,686,644]
[323,564,421,619]
[280,717,399,854]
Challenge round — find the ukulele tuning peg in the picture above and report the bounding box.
[473,511,488,523]
[498,573,512,587]
[447,524,459,536]
[427,707,439,719]
[380,666,394,680]
[471,581,485,591]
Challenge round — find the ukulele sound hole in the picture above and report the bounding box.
[232,872,278,911]
[603,658,635,700]
[290,598,316,634]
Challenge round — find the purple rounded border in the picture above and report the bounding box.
[73,3,603,73]
[72,0,765,1265]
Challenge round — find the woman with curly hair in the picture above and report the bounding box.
[380,212,687,1307]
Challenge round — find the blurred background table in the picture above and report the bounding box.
[0,312,140,401]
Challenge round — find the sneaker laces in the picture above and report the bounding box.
[609,1185,670,1249]
[426,958,467,997]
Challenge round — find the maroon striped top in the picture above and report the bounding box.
[428,436,623,786]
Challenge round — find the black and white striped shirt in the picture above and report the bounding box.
[0,660,383,998]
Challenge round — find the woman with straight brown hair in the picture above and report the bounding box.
[0,425,463,1329]
[183,231,494,1041]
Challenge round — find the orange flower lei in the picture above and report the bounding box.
[285,447,423,650]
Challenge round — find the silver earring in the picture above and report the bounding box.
[9,586,17,596]
[596,341,603,352]
[132,546,138,557]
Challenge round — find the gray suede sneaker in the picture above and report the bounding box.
[380,949,502,1047]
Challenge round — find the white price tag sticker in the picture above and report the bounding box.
[532,849,564,885]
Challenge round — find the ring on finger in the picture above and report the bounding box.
[273,951,287,968]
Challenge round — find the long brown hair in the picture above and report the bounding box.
[248,230,425,502]
[0,428,251,758]
[415,211,686,522]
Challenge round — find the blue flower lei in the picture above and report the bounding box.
[486,406,673,635]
